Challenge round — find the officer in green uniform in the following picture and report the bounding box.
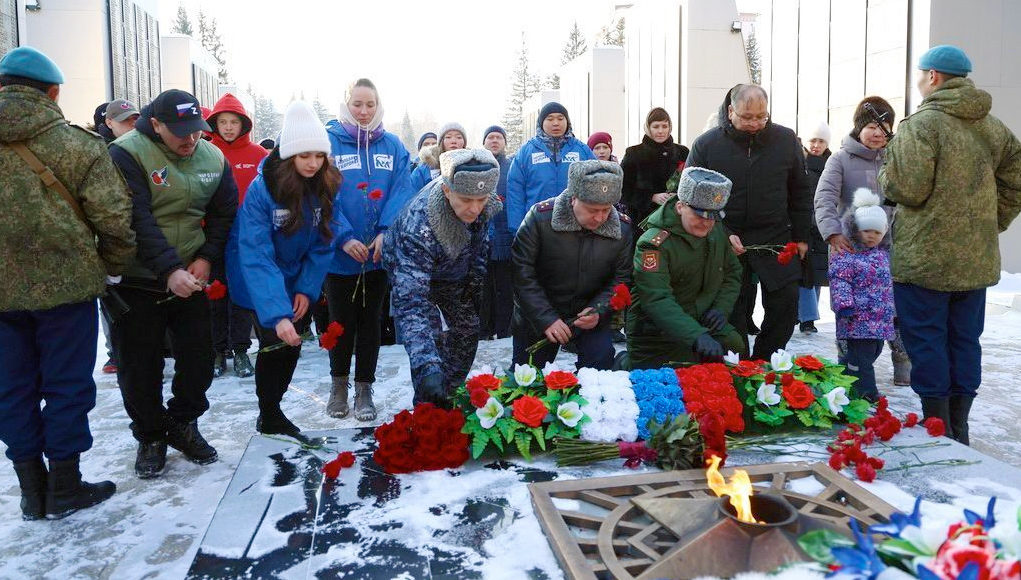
[626,167,747,368]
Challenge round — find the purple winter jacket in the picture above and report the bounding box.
[829,245,895,340]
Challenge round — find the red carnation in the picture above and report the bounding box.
[867,456,885,470]
[777,250,795,265]
[828,453,846,471]
[512,396,548,427]
[676,161,686,171]
[794,355,824,371]
[855,461,877,483]
[356,181,368,190]
[368,188,383,201]
[466,373,502,391]
[204,280,227,300]
[469,388,490,408]
[318,321,344,350]
[321,451,356,480]
[784,242,799,253]
[731,360,764,377]
[544,371,579,390]
[904,412,919,428]
[608,283,632,311]
[924,417,946,437]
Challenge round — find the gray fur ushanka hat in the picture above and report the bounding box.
[567,160,623,205]
[440,148,500,198]
[677,166,732,219]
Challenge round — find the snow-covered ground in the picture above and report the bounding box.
[2,272,1021,579]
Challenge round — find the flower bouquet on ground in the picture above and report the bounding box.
[798,495,1020,579]
[525,283,632,356]
[372,403,470,474]
[554,413,706,471]
[453,364,589,461]
[631,368,687,440]
[723,349,871,433]
[676,362,745,463]
[576,368,640,443]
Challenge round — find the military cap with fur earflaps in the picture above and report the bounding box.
[566,160,623,205]
[677,166,732,220]
[440,148,501,198]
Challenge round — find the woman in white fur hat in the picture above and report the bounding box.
[225,101,341,439]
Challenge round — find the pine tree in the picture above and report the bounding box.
[312,97,333,125]
[745,31,762,84]
[251,91,282,144]
[198,10,229,84]
[547,74,560,90]
[501,34,541,153]
[171,4,193,36]
[399,111,416,154]
[600,17,625,47]
[561,21,588,65]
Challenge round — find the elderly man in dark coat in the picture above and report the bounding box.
[685,84,814,359]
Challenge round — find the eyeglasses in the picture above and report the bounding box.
[735,113,769,123]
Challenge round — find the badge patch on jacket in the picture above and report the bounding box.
[564,152,580,162]
[531,152,550,165]
[641,250,660,272]
[272,209,290,229]
[373,154,393,170]
[336,154,361,171]
[150,166,170,187]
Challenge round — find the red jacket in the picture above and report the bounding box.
[208,93,268,203]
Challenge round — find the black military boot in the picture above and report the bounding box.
[233,348,254,378]
[919,397,953,439]
[135,440,168,479]
[45,455,116,520]
[13,457,47,520]
[167,419,218,464]
[212,352,227,378]
[948,395,974,446]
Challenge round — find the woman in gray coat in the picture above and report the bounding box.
[813,96,911,386]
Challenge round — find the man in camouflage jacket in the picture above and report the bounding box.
[0,48,135,520]
[383,149,502,408]
[879,45,1021,446]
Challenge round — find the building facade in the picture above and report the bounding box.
[160,33,217,108]
[557,47,626,148]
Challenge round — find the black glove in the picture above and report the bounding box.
[415,372,451,408]
[700,309,727,333]
[693,333,724,362]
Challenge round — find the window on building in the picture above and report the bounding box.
[0,0,17,59]
[109,0,160,107]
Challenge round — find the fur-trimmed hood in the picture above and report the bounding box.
[550,190,622,240]
[426,182,503,260]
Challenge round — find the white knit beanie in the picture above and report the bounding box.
[806,121,831,144]
[852,188,888,234]
[279,101,330,160]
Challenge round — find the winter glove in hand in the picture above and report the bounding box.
[700,309,727,332]
[416,372,450,409]
[693,333,724,361]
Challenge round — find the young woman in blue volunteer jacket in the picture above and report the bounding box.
[505,102,595,232]
[225,101,340,438]
[409,122,467,193]
[324,78,414,422]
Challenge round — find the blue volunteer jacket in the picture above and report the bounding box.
[409,161,439,194]
[505,136,594,232]
[488,151,513,261]
[225,155,335,329]
[326,120,414,275]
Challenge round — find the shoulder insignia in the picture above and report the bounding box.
[650,230,671,247]
[536,199,555,212]
[640,250,660,272]
[70,123,103,139]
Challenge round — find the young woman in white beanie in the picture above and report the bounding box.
[225,101,341,438]
[797,121,832,334]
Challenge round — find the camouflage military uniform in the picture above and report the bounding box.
[0,84,136,464]
[383,182,501,399]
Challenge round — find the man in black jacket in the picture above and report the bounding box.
[109,90,238,479]
[686,85,813,359]
[511,160,633,370]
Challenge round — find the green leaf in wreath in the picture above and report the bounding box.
[471,429,490,459]
[544,422,561,440]
[877,538,932,559]
[797,529,854,564]
[498,417,520,443]
[753,408,785,427]
[795,409,813,426]
[841,399,871,424]
[515,432,533,461]
[531,427,547,451]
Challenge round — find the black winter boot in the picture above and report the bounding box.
[233,348,254,378]
[167,419,218,464]
[13,457,47,520]
[212,352,227,378]
[45,455,115,519]
[919,397,953,439]
[135,440,167,479]
[948,395,974,446]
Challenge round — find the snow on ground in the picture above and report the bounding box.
[2,277,1020,579]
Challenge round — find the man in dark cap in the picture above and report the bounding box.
[0,46,136,520]
[627,167,746,368]
[384,148,504,407]
[109,89,238,479]
[511,159,633,371]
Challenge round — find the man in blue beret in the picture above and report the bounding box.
[880,44,1021,446]
[0,46,137,520]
